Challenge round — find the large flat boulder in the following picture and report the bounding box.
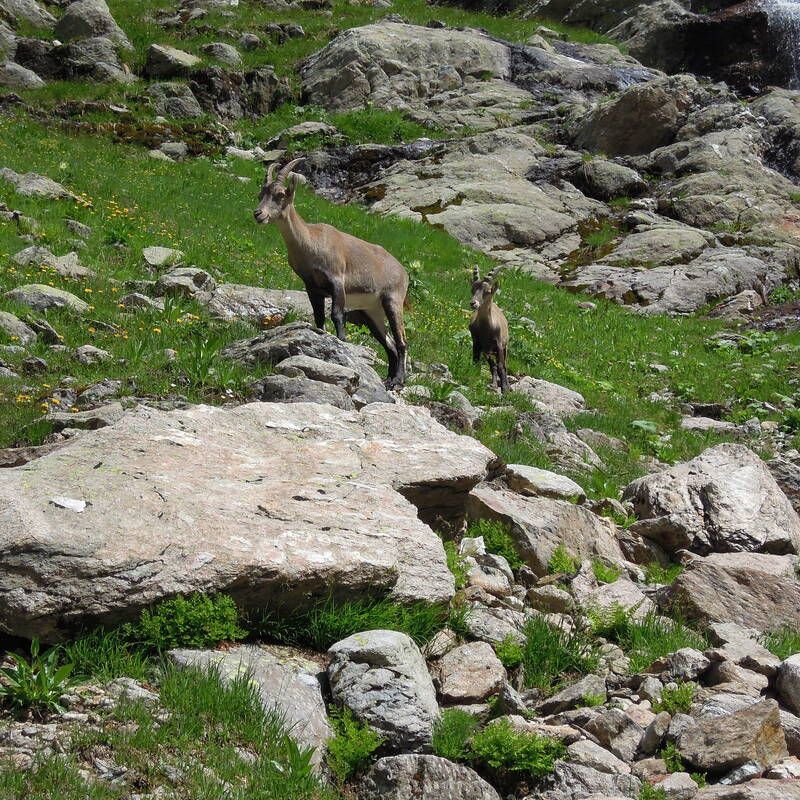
[0,0,53,28]
[663,552,800,631]
[624,444,800,555]
[0,402,495,641]
[54,0,132,51]
[466,482,624,576]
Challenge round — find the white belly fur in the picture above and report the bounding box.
[345,292,384,317]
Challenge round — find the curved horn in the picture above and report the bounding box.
[278,156,306,184]
[266,161,278,184]
[472,265,480,281]
[486,266,501,283]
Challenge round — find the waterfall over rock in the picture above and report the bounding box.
[765,0,800,87]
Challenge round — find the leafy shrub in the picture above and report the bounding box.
[581,692,605,707]
[643,562,683,585]
[547,545,579,575]
[591,558,622,584]
[467,519,524,570]
[495,635,523,669]
[517,616,599,694]
[432,708,480,761]
[659,742,684,773]
[59,627,150,682]
[653,682,695,715]
[590,605,707,673]
[470,718,565,776]
[326,708,383,784]
[444,540,469,590]
[761,625,800,660]
[134,593,247,650]
[639,785,667,800]
[0,639,74,715]
[252,595,450,651]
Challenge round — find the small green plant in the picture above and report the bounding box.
[133,593,247,651]
[643,562,683,585]
[0,639,75,715]
[581,692,606,707]
[467,519,524,570]
[470,717,565,777]
[639,784,667,800]
[659,742,685,773]
[432,708,480,761]
[548,545,579,575]
[652,682,695,715]
[582,220,619,250]
[495,634,524,669]
[591,558,622,584]
[444,540,469,590]
[326,707,383,784]
[761,625,800,660]
[59,626,150,682]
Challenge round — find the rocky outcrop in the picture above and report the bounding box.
[54,0,132,51]
[328,630,439,752]
[624,444,800,555]
[3,284,89,313]
[0,0,53,29]
[0,402,495,641]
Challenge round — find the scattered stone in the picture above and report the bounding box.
[54,0,132,51]
[0,310,36,345]
[74,344,111,365]
[119,292,163,311]
[778,655,800,716]
[566,738,631,774]
[585,708,646,762]
[45,402,124,432]
[146,82,203,118]
[247,374,354,410]
[144,43,201,79]
[328,630,438,753]
[505,464,586,502]
[4,284,89,313]
[646,648,710,682]
[274,354,359,395]
[201,41,242,66]
[154,266,216,299]
[435,641,505,704]
[0,168,77,200]
[511,376,586,417]
[142,245,184,268]
[527,584,573,614]
[538,673,607,715]
[13,246,91,279]
[0,60,43,88]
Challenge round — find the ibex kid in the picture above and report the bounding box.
[254,158,409,388]
[469,266,510,393]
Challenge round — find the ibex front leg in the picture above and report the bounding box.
[330,281,347,341]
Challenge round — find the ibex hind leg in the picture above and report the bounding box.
[497,346,510,394]
[382,295,407,389]
[487,354,499,390]
[346,309,399,379]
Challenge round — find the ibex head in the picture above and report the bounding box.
[254,157,305,225]
[470,266,500,310]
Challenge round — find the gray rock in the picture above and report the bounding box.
[778,655,800,717]
[0,310,35,345]
[585,708,646,762]
[221,322,393,407]
[505,464,585,502]
[144,43,201,79]
[466,482,624,576]
[540,760,641,799]
[169,644,329,768]
[205,284,313,323]
[54,0,132,50]
[435,641,506,704]
[159,141,188,160]
[13,246,91,279]
[265,120,338,150]
[201,41,242,66]
[581,578,655,620]
[0,0,54,28]
[4,284,89,313]
[0,168,76,200]
[566,738,630,774]
[154,266,216,299]
[664,552,800,630]
[76,378,121,409]
[646,648,710,682]
[641,710,671,756]
[46,402,124,432]
[74,344,111,365]
[328,630,439,753]
[511,376,586,417]
[358,754,500,800]
[625,444,800,555]
[142,245,184,268]
[677,699,787,776]
[146,82,203,119]
[464,604,528,645]
[694,780,800,799]
[527,584,573,614]
[538,674,606,715]
[0,402,494,640]
[119,292,163,311]
[569,158,647,201]
[56,36,134,83]
[275,355,359,396]
[248,374,355,410]
[0,60,43,88]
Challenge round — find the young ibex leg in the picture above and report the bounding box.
[307,289,327,330]
[330,282,347,341]
[383,296,407,388]
[347,310,399,379]
[497,346,510,394]
[471,333,481,365]
[487,354,499,390]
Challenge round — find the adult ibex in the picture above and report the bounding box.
[253,158,409,388]
[469,266,510,393]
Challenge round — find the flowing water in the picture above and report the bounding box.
[764,0,800,87]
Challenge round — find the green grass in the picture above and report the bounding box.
[466,519,524,570]
[643,562,683,585]
[59,627,152,682]
[547,545,580,575]
[495,634,524,669]
[249,595,451,650]
[652,682,695,715]
[433,709,481,761]
[591,558,622,584]
[515,616,599,694]
[326,708,383,785]
[0,639,75,716]
[761,626,800,660]
[590,606,708,673]
[0,664,336,800]
[444,540,470,589]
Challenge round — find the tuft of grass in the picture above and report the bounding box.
[444,540,469,590]
[643,562,683,585]
[581,692,606,707]
[652,682,695,715]
[761,626,800,660]
[639,785,668,800]
[590,606,708,673]
[467,519,524,570]
[591,558,622,584]
[0,639,75,716]
[432,708,480,761]
[326,707,383,784]
[516,616,599,694]
[495,634,524,669]
[133,593,247,651]
[547,545,579,575]
[251,595,451,650]
[469,717,566,777]
[59,626,151,682]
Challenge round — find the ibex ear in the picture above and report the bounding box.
[286,172,300,200]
